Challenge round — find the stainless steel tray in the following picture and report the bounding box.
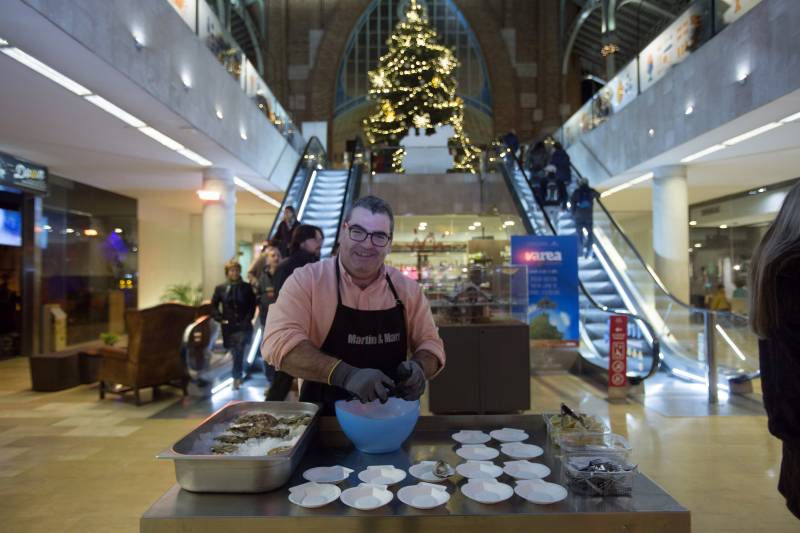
[157,401,320,493]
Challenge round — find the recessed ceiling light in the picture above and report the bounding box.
[233,177,282,208]
[1,46,91,96]
[197,189,222,202]
[139,126,184,151]
[780,111,800,124]
[719,224,728,229]
[600,172,654,198]
[733,264,741,271]
[723,122,782,146]
[758,187,767,193]
[689,220,697,226]
[85,95,146,128]
[468,225,475,231]
[114,228,123,234]
[694,243,702,248]
[177,148,212,166]
[681,144,726,163]
[83,229,98,237]
[473,221,481,227]
[504,220,515,226]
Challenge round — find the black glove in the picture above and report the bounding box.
[395,360,426,401]
[330,361,395,403]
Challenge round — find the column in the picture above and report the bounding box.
[202,168,236,299]
[652,165,690,302]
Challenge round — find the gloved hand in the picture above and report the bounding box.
[330,361,395,403]
[395,360,426,401]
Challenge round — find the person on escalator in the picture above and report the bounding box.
[211,259,257,391]
[252,245,282,388]
[750,180,800,520]
[265,224,324,400]
[502,129,520,158]
[262,195,445,415]
[569,178,598,258]
[550,142,572,210]
[527,141,550,206]
[273,206,299,258]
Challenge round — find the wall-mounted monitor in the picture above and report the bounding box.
[0,207,22,247]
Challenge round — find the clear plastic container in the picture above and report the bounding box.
[558,432,631,461]
[562,455,637,497]
[543,413,610,447]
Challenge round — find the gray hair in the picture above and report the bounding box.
[344,195,395,234]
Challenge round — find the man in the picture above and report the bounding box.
[502,129,520,158]
[550,142,572,209]
[211,259,257,390]
[569,178,597,259]
[273,206,299,258]
[262,195,445,414]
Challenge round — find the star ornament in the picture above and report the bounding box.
[412,113,431,128]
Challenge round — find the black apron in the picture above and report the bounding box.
[299,261,408,415]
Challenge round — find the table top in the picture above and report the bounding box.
[142,414,688,533]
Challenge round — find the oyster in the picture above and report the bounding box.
[214,433,249,444]
[278,414,312,427]
[234,413,278,427]
[267,445,292,456]
[211,442,239,455]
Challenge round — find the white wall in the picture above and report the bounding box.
[137,199,202,308]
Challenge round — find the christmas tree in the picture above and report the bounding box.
[363,0,480,173]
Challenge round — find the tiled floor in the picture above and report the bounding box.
[0,356,797,532]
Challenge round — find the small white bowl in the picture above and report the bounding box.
[456,444,500,461]
[452,430,491,444]
[515,479,568,504]
[357,465,407,485]
[409,461,450,483]
[397,482,450,509]
[490,427,529,442]
[500,442,544,460]
[340,483,394,510]
[288,481,341,508]
[456,460,503,480]
[303,465,354,484]
[503,460,551,480]
[461,478,514,504]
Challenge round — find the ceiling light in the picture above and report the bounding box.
[600,172,653,198]
[85,95,146,128]
[688,248,693,253]
[181,72,192,89]
[723,122,781,146]
[694,243,702,248]
[689,220,697,226]
[177,148,213,166]
[0,38,8,46]
[468,225,475,231]
[758,187,767,193]
[681,144,726,163]
[139,126,184,151]
[240,130,248,140]
[233,176,282,208]
[83,229,98,236]
[197,189,222,202]
[780,111,800,124]
[114,228,123,234]
[215,108,224,120]
[504,220,515,226]
[719,224,728,229]
[685,105,694,116]
[43,225,52,231]
[1,46,91,96]
[65,228,74,234]
[473,221,481,227]
[733,264,741,271]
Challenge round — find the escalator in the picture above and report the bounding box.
[495,146,759,389]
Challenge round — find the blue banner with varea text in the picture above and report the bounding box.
[511,235,580,347]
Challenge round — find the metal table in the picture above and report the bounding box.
[141,414,690,533]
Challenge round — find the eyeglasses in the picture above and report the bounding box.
[346,223,391,247]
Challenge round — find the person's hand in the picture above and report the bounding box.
[330,361,395,403]
[395,360,426,401]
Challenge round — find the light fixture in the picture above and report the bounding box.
[83,229,98,237]
[733,264,741,271]
[719,224,728,229]
[85,95,146,128]
[600,172,654,198]
[681,144,726,163]
[780,111,800,124]
[685,105,694,116]
[689,220,697,226]
[240,130,248,141]
[758,186,767,193]
[737,72,749,85]
[180,72,192,89]
[504,220,515,226]
[0,38,8,46]
[139,126,185,151]
[233,176,282,208]
[114,228,123,234]
[688,248,694,253]
[197,189,222,202]
[648,128,655,137]
[723,122,781,146]
[1,46,91,96]
[694,243,702,248]
[132,28,145,49]
[43,225,52,231]
[211,377,233,395]
[65,228,74,234]
[177,148,213,166]
[473,221,481,227]
[215,108,224,120]
[468,225,475,231]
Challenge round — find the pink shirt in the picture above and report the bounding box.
[262,257,445,373]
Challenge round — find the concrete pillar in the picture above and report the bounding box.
[202,168,236,299]
[652,165,690,302]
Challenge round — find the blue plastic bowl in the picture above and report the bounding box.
[334,397,420,454]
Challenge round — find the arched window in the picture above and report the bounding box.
[335,0,492,139]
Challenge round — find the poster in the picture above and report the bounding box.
[166,0,197,32]
[511,236,579,347]
[719,0,762,26]
[604,60,638,114]
[639,3,704,92]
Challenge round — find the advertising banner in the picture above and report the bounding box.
[639,3,704,92]
[511,235,579,347]
[608,315,628,388]
[0,152,47,194]
[166,0,197,32]
[604,60,638,114]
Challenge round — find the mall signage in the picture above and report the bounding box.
[608,315,628,389]
[0,152,48,194]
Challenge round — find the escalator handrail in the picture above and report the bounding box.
[568,163,750,324]
[332,137,365,250]
[492,144,661,382]
[268,136,327,240]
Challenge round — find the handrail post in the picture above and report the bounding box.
[704,311,719,404]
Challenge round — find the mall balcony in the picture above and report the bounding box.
[0,0,798,532]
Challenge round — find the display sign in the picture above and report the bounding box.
[719,0,762,26]
[604,60,638,114]
[639,3,704,92]
[166,0,197,32]
[608,315,628,388]
[0,152,48,194]
[511,236,579,347]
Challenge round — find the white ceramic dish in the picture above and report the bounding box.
[397,482,450,509]
[357,465,407,485]
[302,465,354,484]
[456,444,500,461]
[500,442,544,459]
[503,460,551,480]
[451,430,491,445]
[490,427,529,443]
[456,460,503,480]
[409,461,450,483]
[461,478,514,504]
[515,479,568,504]
[288,481,341,508]
[340,483,394,510]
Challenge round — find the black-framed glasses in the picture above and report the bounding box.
[346,223,391,247]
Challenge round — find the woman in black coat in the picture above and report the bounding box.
[750,180,800,520]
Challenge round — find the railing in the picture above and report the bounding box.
[333,137,365,249]
[557,0,763,149]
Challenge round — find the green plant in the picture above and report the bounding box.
[99,333,119,346]
[160,283,204,306]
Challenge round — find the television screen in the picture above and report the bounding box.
[0,207,22,246]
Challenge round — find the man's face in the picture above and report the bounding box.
[300,230,323,258]
[265,248,280,268]
[227,265,241,282]
[339,207,392,279]
[284,209,295,223]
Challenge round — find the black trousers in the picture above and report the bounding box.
[265,370,293,400]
